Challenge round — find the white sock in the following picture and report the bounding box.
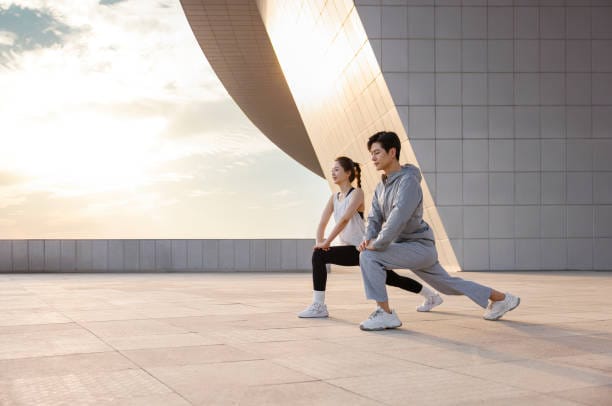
[419,285,435,298]
[313,290,325,304]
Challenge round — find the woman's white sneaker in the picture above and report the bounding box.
[298,302,329,318]
[359,307,402,331]
[483,293,520,320]
[416,293,443,312]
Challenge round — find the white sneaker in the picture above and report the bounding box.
[298,302,329,318]
[483,292,520,321]
[416,293,443,312]
[359,307,402,331]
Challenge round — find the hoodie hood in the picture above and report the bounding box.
[383,164,422,185]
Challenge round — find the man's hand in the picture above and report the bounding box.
[358,239,376,252]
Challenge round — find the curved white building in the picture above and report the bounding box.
[181,0,612,271]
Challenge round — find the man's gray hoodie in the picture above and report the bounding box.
[365,164,434,251]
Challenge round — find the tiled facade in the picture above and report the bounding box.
[181,0,612,270]
[356,0,612,270]
[182,0,461,271]
[257,0,460,271]
[178,0,323,176]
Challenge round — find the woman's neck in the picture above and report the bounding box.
[338,181,352,195]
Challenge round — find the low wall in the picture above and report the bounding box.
[0,239,315,272]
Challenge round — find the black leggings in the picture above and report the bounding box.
[312,246,423,294]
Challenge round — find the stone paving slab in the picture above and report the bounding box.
[0,270,610,405]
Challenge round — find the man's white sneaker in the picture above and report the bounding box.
[416,293,443,312]
[298,302,329,318]
[483,292,520,321]
[359,307,402,331]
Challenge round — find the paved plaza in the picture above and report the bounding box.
[0,269,611,405]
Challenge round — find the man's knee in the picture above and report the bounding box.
[359,249,377,265]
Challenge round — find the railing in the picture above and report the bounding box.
[0,239,315,272]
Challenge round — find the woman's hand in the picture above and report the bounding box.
[314,240,331,251]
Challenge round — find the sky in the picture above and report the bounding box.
[0,0,331,239]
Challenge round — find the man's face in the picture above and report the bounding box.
[369,142,394,171]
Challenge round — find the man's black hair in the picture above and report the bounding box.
[367,131,401,160]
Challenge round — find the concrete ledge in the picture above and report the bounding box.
[0,239,314,272]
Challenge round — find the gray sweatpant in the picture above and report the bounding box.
[359,240,492,308]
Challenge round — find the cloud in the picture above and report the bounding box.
[99,0,127,5]
[162,100,251,138]
[271,189,293,197]
[0,4,73,62]
[0,30,16,46]
[0,171,25,186]
[0,0,240,191]
[0,148,330,238]
[0,0,330,239]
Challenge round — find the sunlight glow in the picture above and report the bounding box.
[0,0,331,238]
[261,2,347,106]
[7,113,166,196]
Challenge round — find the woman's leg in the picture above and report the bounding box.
[385,270,422,293]
[311,245,361,291]
[385,269,443,311]
[300,246,361,318]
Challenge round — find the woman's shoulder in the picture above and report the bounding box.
[352,187,365,197]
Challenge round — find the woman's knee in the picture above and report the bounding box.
[312,249,325,265]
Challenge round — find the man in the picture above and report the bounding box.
[358,131,520,331]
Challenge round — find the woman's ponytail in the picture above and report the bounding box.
[353,162,362,188]
[335,156,362,188]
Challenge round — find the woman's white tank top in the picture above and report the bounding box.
[333,188,365,247]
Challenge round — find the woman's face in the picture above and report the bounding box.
[331,161,350,185]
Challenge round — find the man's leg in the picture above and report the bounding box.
[360,240,439,300]
[413,261,492,308]
[361,241,519,319]
[359,249,391,303]
[361,240,493,309]
[358,250,397,329]
[415,259,521,318]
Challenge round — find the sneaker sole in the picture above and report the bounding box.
[484,297,521,321]
[359,322,402,331]
[297,314,329,318]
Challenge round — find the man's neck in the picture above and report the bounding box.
[383,161,402,176]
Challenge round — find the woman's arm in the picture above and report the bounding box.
[315,195,334,245]
[317,189,364,249]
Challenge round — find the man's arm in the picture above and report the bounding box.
[365,187,383,241]
[371,176,422,251]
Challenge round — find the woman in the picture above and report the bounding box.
[298,156,443,318]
